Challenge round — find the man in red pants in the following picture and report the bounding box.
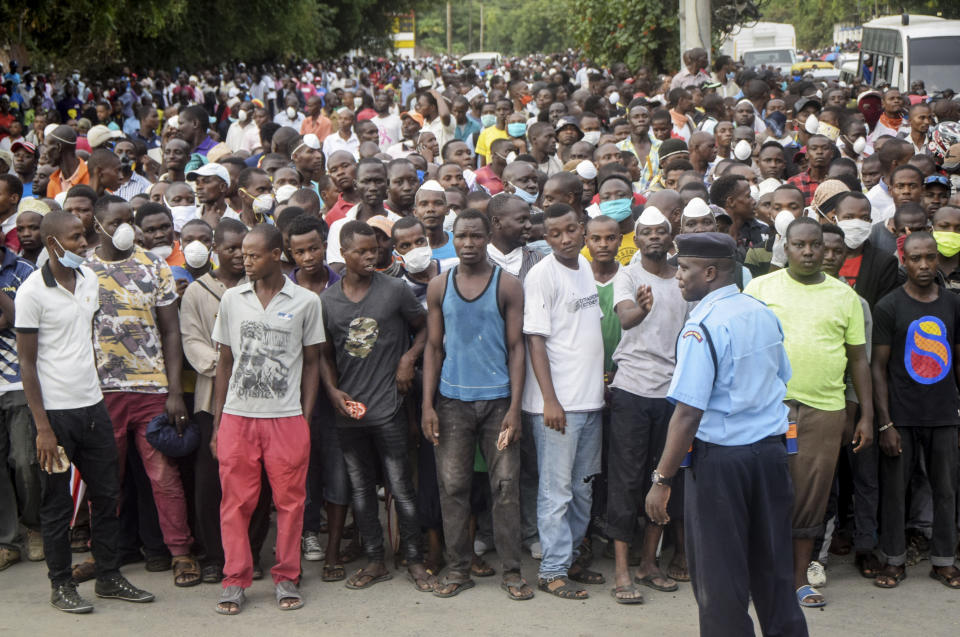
[210,224,324,614]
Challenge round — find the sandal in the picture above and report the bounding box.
[71,558,96,583]
[855,552,882,579]
[407,566,438,592]
[215,585,245,615]
[611,583,644,605]
[201,565,223,584]
[635,572,679,592]
[172,555,201,587]
[538,575,589,600]
[568,562,605,585]
[345,566,393,589]
[471,556,496,578]
[501,577,534,601]
[433,574,475,598]
[930,566,960,589]
[796,584,826,607]
[666,557,690,582]
[322,563,346,582]
[275,580,304,610]
[874,564,906,589]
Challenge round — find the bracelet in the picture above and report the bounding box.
[878,422,894,432]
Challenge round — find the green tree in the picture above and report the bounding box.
[567,0,679,71]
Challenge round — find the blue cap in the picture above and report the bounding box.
[675,232,737,259]
[764,112,787,139]
[145,414,200,458]
[925,174,950,188]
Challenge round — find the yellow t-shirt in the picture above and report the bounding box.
[581,231,637,267]
[475,125,509,163]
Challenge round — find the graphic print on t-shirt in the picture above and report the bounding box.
[905,316,951,385]
[346,317,379,358]
[231,321,292,399]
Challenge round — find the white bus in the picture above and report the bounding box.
[857,15,960,93]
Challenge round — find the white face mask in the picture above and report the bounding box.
[354,97,363,110]
[237,109,248,123]
[286,106,297,119]
[774,209,796,236]
[110,222,136,251]
[581,130,601,146]
[837,218,872,250]
[401,246,433,274]
[252,193,275,215]
[733,139,753,161]
[749,184,760,201]
[183,240,211,268]
[169,204,198,233]
[150,244,174,260]
[851,136,867,155]
[804,114,820,135]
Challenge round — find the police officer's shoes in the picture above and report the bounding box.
[94,574,155,603]
[51,582,94,613]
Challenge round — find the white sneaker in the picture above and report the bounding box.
[474,538,494,556]
[301,532,325,562]
[528,541,543,560]
[807,560,827,587]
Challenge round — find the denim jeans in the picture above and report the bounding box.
[527,410,601,579]
[0,391,41,548]
[339,417,423,564]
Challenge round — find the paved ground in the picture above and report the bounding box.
[2,537,959,636]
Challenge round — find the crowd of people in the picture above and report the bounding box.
[0,44,959,634]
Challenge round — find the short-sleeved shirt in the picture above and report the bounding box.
[0,248,37,392]
[14,264,102,410]
[212,277,325,418]
[321,273,425,428]
[475,125,509,164]
[668,284,792,445]
[326,208,403,265]
[873,286,960,427]
[86,248,179,393]
[611,262,689,398]
[521,254,605,413]
[596,277,620,374]
[745,269,865,411]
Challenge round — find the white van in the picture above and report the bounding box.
[720,22,797,74]
[858,15,960,93]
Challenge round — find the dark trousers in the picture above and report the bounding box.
[0,391,41,547]
[685,437,808,637]
[193,411,271,568]
[118,438,167,560]
[40,401,121,586]
[435,396,521,575]
[880,426,959,567]
[518,414,539,546]
[339,417,422,564]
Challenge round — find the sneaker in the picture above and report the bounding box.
[807,560,827,588]
[51,582,94,613]
[528,541,543,560]
[26,529,44,562]
[94,574,155,603]
[474,538,494,556]
[302,532,325,562]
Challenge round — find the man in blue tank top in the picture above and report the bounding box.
[422,209,532,601]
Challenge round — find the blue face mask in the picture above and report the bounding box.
[53,239,85,269]
[507,122,527,138]
[726,71,736,81]
[481,114,497,128]
[416,169,425,184]
[598,198,633,222]
[510,183,539,205]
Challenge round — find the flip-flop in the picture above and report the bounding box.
[501,578,534,601]
[275,580,304,611]
[215,586,245,615]
[796,584,826,607]
[433,578,475,598]
[635,573,679,592]
[611,584,645,605]
[345,568,393,590]
[874,566,906,589]
[930,567,960,589]
[322,563,346,582]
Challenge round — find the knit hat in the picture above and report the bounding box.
[811,179,850,215]
[658,138,688,162]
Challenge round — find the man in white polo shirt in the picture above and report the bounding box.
[210,224,324,614]
[16,211,154,613]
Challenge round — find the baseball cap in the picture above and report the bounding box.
[555,116,584,138]
[87,124,124,149]
[400,111,424,127]
[10,140,36,154]
[187,162,231,187]
[794,96,822,115]
[925,174,950,189]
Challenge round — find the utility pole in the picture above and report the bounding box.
[447,2,452,55]
[480,2,485,51]
[678,0,711,66]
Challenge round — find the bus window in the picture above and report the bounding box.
[909,37,960,93]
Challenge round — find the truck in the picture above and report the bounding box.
[719,21,798,74]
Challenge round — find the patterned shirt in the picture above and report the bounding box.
[86,247,178,393]
[0,248,37,390]
[786,171,821,206]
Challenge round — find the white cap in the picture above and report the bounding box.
[682,197,712,219]
[292,133,321,156]
[167,115,180,130]
[418,179,445,193]
[464,87,483,102]
[146,147,163,165]
[87,125,123,149]
[275,184,299,204]
[44,123,58,138]
[418,79,433,89]
[575,160,597,180]
[758,177,782,197]
[636,205,670,230]
[186,162,231,187]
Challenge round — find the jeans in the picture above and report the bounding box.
[40,401,121,586]
[880,426,959,567]
[0,391,41,548]
[435,396,521,575]
[527,410,602,579]
[339,417,423,564]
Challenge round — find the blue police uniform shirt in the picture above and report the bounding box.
[667,284,792,446]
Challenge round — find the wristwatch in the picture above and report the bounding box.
[651,470,673,488]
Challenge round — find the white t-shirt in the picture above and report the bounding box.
[423,115,456,151]
[521,254,604,413]
[14,265,103,409]
[372,113,402,149]
[326,207,403,265]
[867,181,895,224]
[610,262,689,399]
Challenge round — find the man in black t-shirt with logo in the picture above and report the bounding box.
[872,231,960,590]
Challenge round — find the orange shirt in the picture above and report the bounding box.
[301,115,333,142]
[166,241,185,267]
[46,159,90,198]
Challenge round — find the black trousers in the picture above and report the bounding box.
[685,436,808,637]
[40,401,121,587]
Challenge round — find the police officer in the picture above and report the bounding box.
[644,232,808,637]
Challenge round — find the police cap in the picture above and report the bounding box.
[675,232,737,259]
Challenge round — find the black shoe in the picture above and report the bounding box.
[51,582,94,613]
[94,574,155,603]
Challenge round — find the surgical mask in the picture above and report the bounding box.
[804,114,819,135]
[398,246,433,274]
[243,190,275,215]
[933,231,960,258]
[354,97,363,110]
[774,209,796,236]
[598,198,633,222]
[733,139,752,161]
[507,122,527,138]
[53,239,85,269]
[837,219,871,249]
[183,240,211,268]
[510,183,538,205]
[850,136,867,155]
[168,204,197,233]
[582,130,601,146]
[286,106,297,119]
[109,222,136,251]
[749,184,760,201]
[237,109,248,123]
[481,114,496,128]
[150,244,174,260]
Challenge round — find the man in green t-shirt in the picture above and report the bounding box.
[586,215,623,376]
[744,217,874,610]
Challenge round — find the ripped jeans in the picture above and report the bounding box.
[435,396,521,575]
[526,410,602,579]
